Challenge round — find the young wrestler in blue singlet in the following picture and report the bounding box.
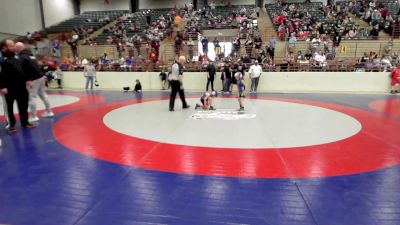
[235,73,246,111]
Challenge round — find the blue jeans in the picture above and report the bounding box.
[86,76,94,89]
[223,78,231,92]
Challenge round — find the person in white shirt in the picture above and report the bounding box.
[248,61,263,93]
[314,51,327,67]
[210,1,216,13]
[369,1,376,9]
[83,61,97,89]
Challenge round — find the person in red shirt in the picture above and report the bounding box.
[381,7,389,19]
[149,49,158,63]
[390,67,399,94]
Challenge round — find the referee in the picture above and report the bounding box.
[0,40,35,132]
[169,56,190,111]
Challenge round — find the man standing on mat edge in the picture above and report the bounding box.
[169,56,190,111]
[15,42,54,122]
[0,40,36,132]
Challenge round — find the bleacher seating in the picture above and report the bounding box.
[45,10,128,34]
[265,2,325,33]
[353,0,399,35]
[93,9,172,44]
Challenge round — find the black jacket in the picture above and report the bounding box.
[207,63,216,75]
[0,52,29,92]
[18,49,43,81]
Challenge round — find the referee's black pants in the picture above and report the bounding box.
[206,74,215,91]
[169,80,188,110]
[5,89,30,127]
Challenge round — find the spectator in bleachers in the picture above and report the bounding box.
[369,1,376,9]
[254,36,263,54]
[67,38,79,59]
[255,6,261,17]
[146,10,152,25]
[314,51,327,67]
[187,37,194,62]
[116,41,124,58]
[288,33,297,52]
[213,38,221,57]
[133,35,142,56]
[371,9,382,23]
[201,36,209,54]
[359,52,369,63]
[281,51,295,72]
[52,40,61,64]
[126,56,134,71]
[232,37,240,57]
[381,56,392,72]
[150,38,160,58]
[101,53,109,65]
[175,33,183,56]
[369,27,379,38]
[266,45,275,61]
[210,1,216,14]
[347,28,357,39]
[149,49,158,63]
[244,36,253,57]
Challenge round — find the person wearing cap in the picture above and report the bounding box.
[248,61,263,93]
[195,91,217,110]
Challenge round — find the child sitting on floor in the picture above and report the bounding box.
[195,91,217,110]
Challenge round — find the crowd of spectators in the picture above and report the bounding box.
[18,0,400,75]
[353,0,400,37]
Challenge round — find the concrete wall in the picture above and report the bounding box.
[0,0,78,35]
[43,0,76,27]
[139,0,190,9]
[0,0,42,35]
[207,0,256,6]
[80,0,130,12]
[62,71,391,93]
[138,0,258,9]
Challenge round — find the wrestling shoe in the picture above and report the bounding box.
[29,116,40,122]
[42,111,55,117]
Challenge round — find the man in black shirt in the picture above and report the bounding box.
[223,63,232,93]
[0,40,35,132]
[206,61,216,91]
[15,42,54,121]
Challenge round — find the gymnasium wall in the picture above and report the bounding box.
[62,72,391,93]
[0,0,77,36]
[80,0,130,12]
[43,0,76,27]
[0,0,42,36]
[207,0,256,6]
[138,0,190,9]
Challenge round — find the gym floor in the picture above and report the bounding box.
[0,90,399,225]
